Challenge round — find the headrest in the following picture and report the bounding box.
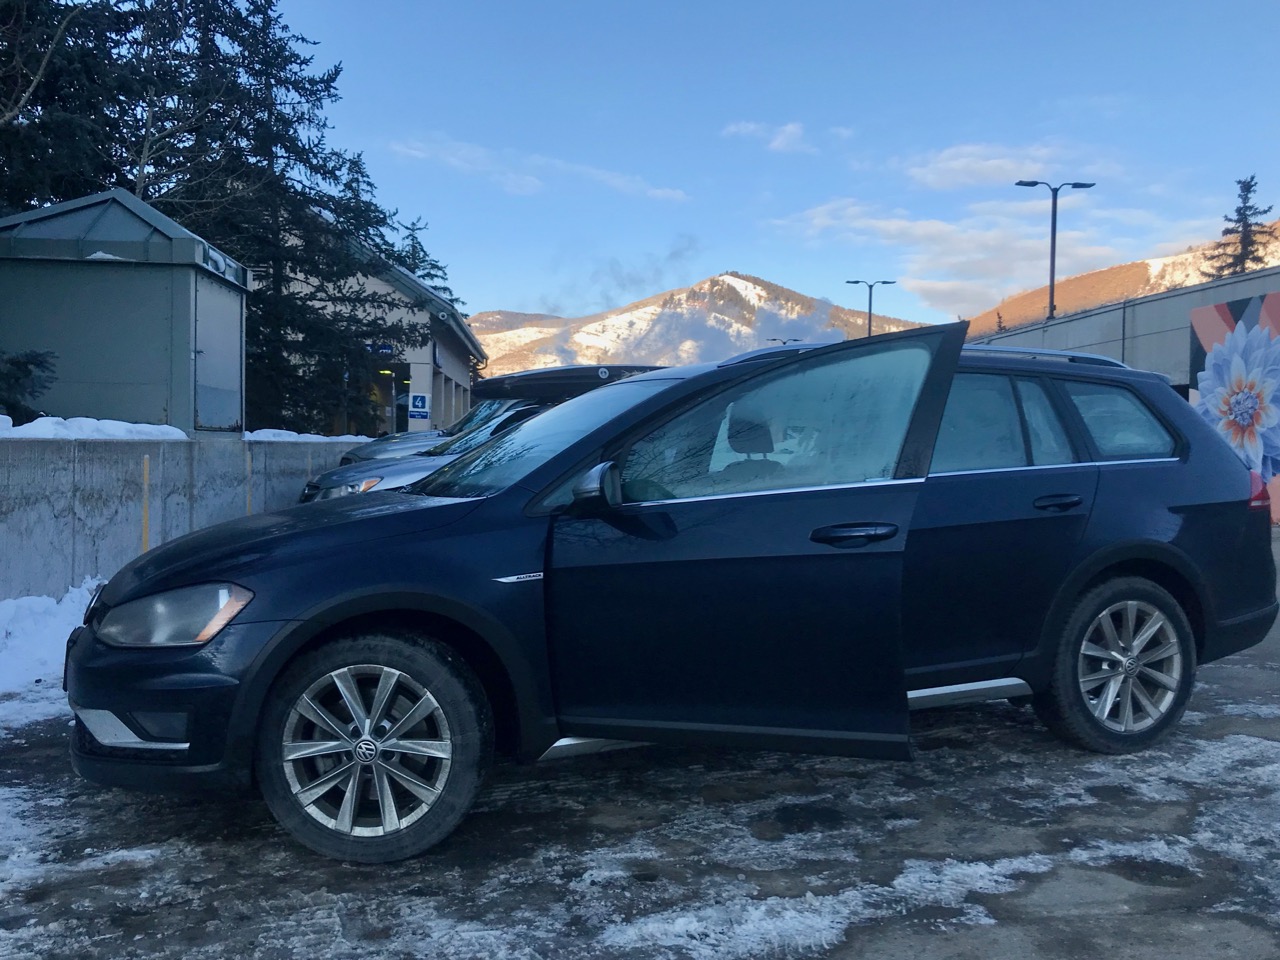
[727,406,774,454]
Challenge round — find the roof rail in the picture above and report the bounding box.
[719,343,826,366]
[963,345,1129,369]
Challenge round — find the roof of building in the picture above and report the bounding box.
[378,259,486,362]
[0,188,248,288]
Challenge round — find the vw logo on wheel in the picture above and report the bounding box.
[354,739,379,763]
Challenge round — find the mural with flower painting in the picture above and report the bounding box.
[1190,292,1280,520]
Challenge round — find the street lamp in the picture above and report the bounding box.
[1015,179,1095,319]
[845,279,895,338]
[766,337,801,346]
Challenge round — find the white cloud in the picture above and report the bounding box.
[771,198,872,239]
[774,194,1123,316]
[722,120,818,154]
[907,143,1058,190]
[768,123,817,154]
[722,121,767,138]
[390,133,686,201]
[1049,93,1135,122]
[530,155,688,201]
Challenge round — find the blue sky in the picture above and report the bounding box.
[281,0,1280,324]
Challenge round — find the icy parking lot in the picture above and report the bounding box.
[3,595,1280,958]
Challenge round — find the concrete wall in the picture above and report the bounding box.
[0,438,348,600]
[970,265,1280,387]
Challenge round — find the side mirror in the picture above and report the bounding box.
[571,461,621,512]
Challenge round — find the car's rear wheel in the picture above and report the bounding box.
[1033,577,1196,754]
[255,634,492,862]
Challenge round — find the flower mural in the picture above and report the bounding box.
[1195,320,1280,480]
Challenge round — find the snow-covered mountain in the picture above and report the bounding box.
[968,221,1280,336]
[469,272,921,376]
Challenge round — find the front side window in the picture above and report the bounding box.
[619,341,934,503]
[1063,380,1176,459]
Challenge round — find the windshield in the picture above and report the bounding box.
[438,398,511,437]
[418,405,542,457]
[412,379,674,499]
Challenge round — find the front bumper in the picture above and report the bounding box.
[64,619,286,792]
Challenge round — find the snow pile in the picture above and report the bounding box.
[0,577,100,735]
[243,428,370,442]
[0,417,370,443]
[0,416,189,440]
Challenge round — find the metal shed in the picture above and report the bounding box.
[0,189,249,433]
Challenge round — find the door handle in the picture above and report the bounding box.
[1033,494,1084,512]
[810,522,899,548]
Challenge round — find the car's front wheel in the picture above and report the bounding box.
[255,634,492,862]
[1033,577,1196,754]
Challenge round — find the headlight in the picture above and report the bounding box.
[97,583,253,648]
[316,477,383,499]
[83,583,106,625]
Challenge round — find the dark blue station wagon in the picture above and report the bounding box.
[65,323,1278,861]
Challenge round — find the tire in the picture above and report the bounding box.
[255,633,493,862]
[1032,577,1196,754]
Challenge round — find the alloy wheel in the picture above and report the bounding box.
[1077,599,1184,734]
[280,664,453,837]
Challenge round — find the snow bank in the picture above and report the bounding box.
[0,416,188,440]
[0,417,370,443]
[0,578,100,736]
[243,428,370,442]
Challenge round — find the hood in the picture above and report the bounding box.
[316,453,462,491]
[102,494,479,606]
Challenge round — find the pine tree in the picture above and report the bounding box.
[0,0,135,214]
[1,0,460,433]
[153,0,439,433]
[0,0,87,124]
[0,348,57,424]
[1202,175,1276,280]
[393,216,461,306]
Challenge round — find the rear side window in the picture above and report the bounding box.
[1063,380,1175,459]
[931,374,1026,472]
[1016,379,1074,465]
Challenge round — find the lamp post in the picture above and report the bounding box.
[766,337,801,346]
[1015,179,1095,319]
[845,279,895,338]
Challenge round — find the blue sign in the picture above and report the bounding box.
[366,342,395,355]
[409,393,429,420]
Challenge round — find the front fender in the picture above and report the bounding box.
[222,585,560,771]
